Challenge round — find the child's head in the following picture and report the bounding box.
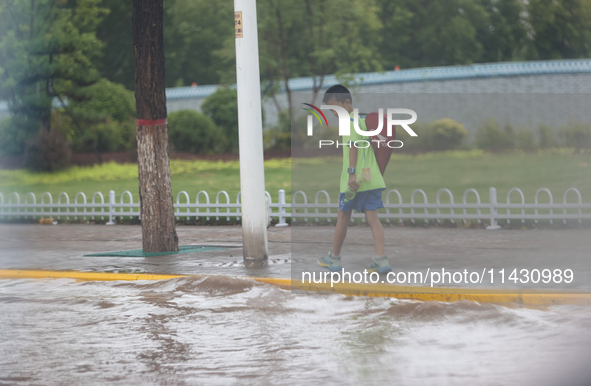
[322,84,353,115]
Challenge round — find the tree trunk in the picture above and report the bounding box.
[132,0,179,253]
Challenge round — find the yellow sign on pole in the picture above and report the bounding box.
[235,11,243,38]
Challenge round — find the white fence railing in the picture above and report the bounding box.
[1,187,590,229]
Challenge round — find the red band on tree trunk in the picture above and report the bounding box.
[136,119,167,126]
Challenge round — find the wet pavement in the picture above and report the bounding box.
[293,225,591,292]
[0,224,590,292]
[2,224,591,385]
[0,224,291,277]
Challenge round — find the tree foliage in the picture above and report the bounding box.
[55,79,136,153]
[526,0,591,60]
[95,0,134,90]
[88,0,591,92]
[164,0,234,88]
[2,0,591,163]
[253,0,383,110]
[0,0,108,135]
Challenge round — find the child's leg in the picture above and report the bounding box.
[365,210,385,256]
[332,209,352,256]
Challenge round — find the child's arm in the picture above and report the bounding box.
[348,146,360,191]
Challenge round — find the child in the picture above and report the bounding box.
[317,85,392,274]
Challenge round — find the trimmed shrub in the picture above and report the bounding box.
[94,119,136,152]
[167,110,225,154]
[264,128,292,151]
[201,87,266,152]
[71,79,136,122]
[396,119,466,151]
[516,129,538,151]
[476,120,515,150]
[201,88,239,152]
[24,129,71,172]
[428,118,468,150]
[55,112,135,153]
[395,121,426,149]
[559,122,591,149]
[538,124,559,148]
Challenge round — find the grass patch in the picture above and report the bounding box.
[0,158,291,203]
[1,150,590,207]
[293,149,591,203]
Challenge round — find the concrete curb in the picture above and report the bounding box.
[1,269,589,307]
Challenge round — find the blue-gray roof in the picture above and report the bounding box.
[164,58,591,100]
[165,84,221,100]
[1,59,591,111]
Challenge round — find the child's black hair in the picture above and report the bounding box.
[322,84,352,104]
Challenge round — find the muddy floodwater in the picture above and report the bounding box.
[1,276,591,386]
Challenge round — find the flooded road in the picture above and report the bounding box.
[1,276,591,385]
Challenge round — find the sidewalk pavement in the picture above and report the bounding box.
[0,224,589,292]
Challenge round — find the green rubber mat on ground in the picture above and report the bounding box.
[84,245,234,257]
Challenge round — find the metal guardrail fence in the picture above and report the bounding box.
[1,187,590,230]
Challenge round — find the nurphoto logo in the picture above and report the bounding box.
[303,103,418,149]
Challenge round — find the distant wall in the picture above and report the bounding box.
[166,59,591,132]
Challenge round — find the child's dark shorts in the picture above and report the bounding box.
[338,188,385,213]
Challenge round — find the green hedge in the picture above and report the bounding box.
[201,88,239,152]
[428,119,469,150]
[397,118,468,150]
[476,120,516,150]
[538,124,559,148]
[167,110,225,154]
[475,120,591,151]
[72,79,136,122]
[559,121,591,149]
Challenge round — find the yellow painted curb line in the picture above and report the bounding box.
[0,269,184,282]
[1,269,589,307]
[292,281,591,307]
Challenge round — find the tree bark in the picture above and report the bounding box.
[132,0,178,252]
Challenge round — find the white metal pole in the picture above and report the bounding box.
[486,187,501,230]
[234,0,269,265]
[106,190,116,225]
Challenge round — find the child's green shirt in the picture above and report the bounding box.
[340,112,387,193]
